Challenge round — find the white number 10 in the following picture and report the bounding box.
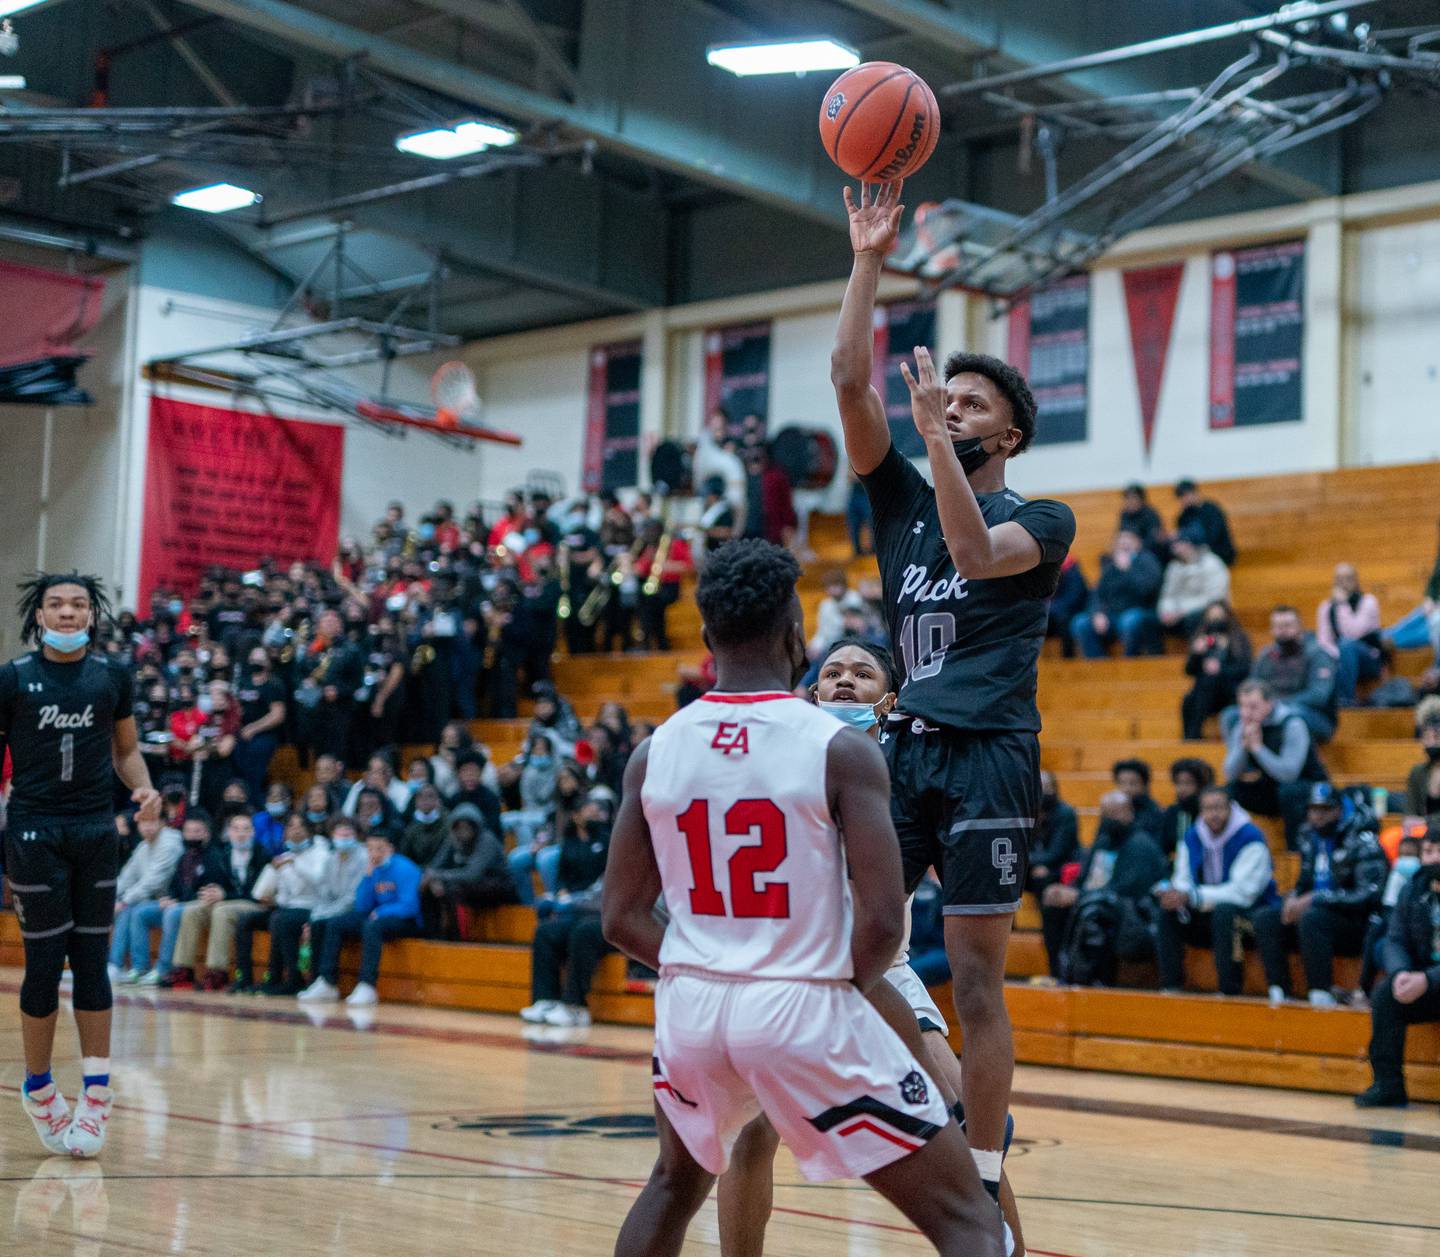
[898,612,956,682]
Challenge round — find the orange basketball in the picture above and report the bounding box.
[818,61,940,182]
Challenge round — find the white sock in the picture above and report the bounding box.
[970,1146,1003,1186]
[82,1057,111,1087]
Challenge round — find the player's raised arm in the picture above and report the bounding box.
[831,181,904,476]
[601,740,665,971]
[827,726,904,992]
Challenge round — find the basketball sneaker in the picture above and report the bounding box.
[62,1086,113,1159]
[543,1004,591,1028]
[297,978,339,1003]
[1308,989,1338,1009]
[344,982,378,1007]
[519,999,560,1023]
[21,1084,71,1156]
[135,970,163,988]
[119,969,143,986]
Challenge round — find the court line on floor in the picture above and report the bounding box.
[1017,1194,1440,1234]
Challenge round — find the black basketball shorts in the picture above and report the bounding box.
[3,815,119,944]
[880,719,1040,915]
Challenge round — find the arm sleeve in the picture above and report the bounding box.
[1292,652,1336,712]
[1248,719,1309,784]
[1012,498,1077,566]
[1315,601,1336,652]
[1222,729,1250,781]
[1157,564,1183,619]
[1170,843,1194,896]
[1195,840,1273,911]
[375,859,422,919]
[857,444,927,539]
[352,874,377,917]
[251,864,278,903]
[131,837,183,903]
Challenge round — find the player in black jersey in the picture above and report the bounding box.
[0,573,159,1158]
[832,181,1076,1207]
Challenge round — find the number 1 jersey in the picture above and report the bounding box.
[641,692,853,982]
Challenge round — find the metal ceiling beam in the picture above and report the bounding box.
[181,0,845,226]
[413,0,581,98]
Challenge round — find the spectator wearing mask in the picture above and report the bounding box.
[1026,771,1079,898]
[252,782,293,857]
[1174,478,1236,567]
[1181,602,1252,740]
[1253,783,1387,1006]
[1238,605,1338,743]
[448,750,503,840]
[1224,679,1329,846]
[1316,563,1385,708]
[169,679,241,814]
[1118,483,1166,560]
[153,812,229,988]
[1046,556,1089,659]
[231,814,331,994]
[299,783,333,831]
[1112,759,1163,840]
[1070,531,1163,658]
[107,817,184,984]
[169,811,270,991]
[1156,787,1278,995]
[1041,792,1168,984]
[1158,531,1230,640]
[1354,827,1440,1108]
[342,753,410,817]
[1403,708,1440,822]
[353,786,399,842]
[232,648,287,804]
[312,754,348,814]
[300,831,423,1009]
[528,683,582,759]
[1157,759,1215,858]
[307,817,370,987]
[399,783,449,867]
[430,720,476,795]
[420,804,515,939]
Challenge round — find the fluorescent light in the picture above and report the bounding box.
[707,38,859,77]
[171,182,261,213]
[0,75,24,89]
[395,119,518,160]
[0,2,48,16]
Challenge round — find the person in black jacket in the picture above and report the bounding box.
[1070,531,1163,658]
[1354,827,1440,1107]
[1112,758,1163,840]
[1045,556,1089,658]
[1026,771,1079,898]
[1253,784,1388,1005]
[420,803,515,939]
[1156,758,1214,858]
[293,608,364,763]
[1181,602,1252,740]
[1118,483,1166,561]
[1174,479,1236,567]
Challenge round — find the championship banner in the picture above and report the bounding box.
[138,397,344,606]
[582,340,643,493]
[1209,239,1305,429]
[702,321,771,437]
[870,299,937,458]
[1122,263,1186,456]
[1004,273,1089,445]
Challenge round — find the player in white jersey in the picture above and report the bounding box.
[603,540,1003,1257]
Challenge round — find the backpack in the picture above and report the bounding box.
[1058,890,1157,987]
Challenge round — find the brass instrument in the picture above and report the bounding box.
[556,543,572,621]
[577,536,643,628]
[409,643,436,674]
[642,521,675,598]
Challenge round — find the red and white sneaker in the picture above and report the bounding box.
[62,1086,113,1159]
[21,1083,72,1155]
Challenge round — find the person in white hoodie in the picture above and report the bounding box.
[1157,530,1231,640]
[108,817,184,983]
[1154,786,1278,995]
[302,816,371,994]
[231,814,332,994]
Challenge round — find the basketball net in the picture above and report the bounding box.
[431,360,480,431]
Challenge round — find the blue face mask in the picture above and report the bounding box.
[817,700,879,731]
[42,627,90,653]
[305,809,328,824]
[1394,855,1422,879]
[333,837,358,853]
[530,755,553,769]
[286,838,310,853]
[414,808,441,824]
[265,801,288,818]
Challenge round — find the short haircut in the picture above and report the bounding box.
[183,809,213,833]
[819,636,900,694]
[1271,604,1300,619]
[695,538,801,648]
[1123,482,1146,497]
[1237,679,1273,701]
[1200,784,1232,804]
[1112,757,1152,786]
[942,351,1038,455]
[328,816,357,838]
[1169,757,1216,789]
[1175,478,1198,496]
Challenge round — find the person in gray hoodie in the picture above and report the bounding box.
[420,804,515,939]
[108,817,184,982]
[503,732,563,903]
[304,816,371,987]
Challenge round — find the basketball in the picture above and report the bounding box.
[818,61,940,181]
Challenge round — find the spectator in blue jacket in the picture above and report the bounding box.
[299,831,423,1009]
[1070,530,1164,658]
[1155,786,1278,995]
[251,782,293,856]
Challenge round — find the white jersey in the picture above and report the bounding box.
[642,691,852,981]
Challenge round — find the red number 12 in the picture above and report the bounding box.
[676,799,790,919]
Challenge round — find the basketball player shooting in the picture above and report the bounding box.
[0,573,160,1157]
[832,181,1076,1205]
[602,539,1003,1256]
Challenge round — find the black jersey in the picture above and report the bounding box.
[861,444,1075,733]
[0,651,133,822]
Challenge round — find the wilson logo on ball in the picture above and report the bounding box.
[826,91,846,120]
[875,111,928,181]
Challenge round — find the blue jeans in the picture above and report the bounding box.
[501,808,549,850]
[507,844,563,905]
[1069,607,1161,658]
[1334,638,1383,706]
[1384,605,1440,659]
[110,900,180,971]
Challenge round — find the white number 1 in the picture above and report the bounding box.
[60,733,74,782]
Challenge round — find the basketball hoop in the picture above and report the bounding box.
[432,360,480,430]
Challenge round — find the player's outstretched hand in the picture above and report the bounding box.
[899,346,948,446]
[843,180,904,257]
[132,785,161,823]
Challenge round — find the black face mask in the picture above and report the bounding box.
[1277,638,1302,656]
[1097,819,1131,847]
[952,435,997,476]
[1425,745,1440,763]
[1205,619,1228,633]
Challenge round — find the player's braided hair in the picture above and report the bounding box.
[819,636,900,694]
[695,539,801,648]
[16,571,112,646]
[942,351,1038,454]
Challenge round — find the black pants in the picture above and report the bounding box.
[1181,673,1236,740]
[1368,973,1440,1095]
[232,906,275,984]
[602,599,635,653]
[1157,904,1250,995]
[232,733,278,806]
[564,593,596,654]
[1229,777,1312,848]
[1359,916,1387,992]
[421,878,518,941]
[300,698,353,763]
[1041,904,1070,977]
[1251,902,1369,996]
[638,585,679,651]
[487,654,520,719]
[530,913,614,1006]
[266,906,311,990]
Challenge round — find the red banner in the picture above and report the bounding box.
[0,259,105,368]
[1005,298,1031,376]
[139,397,344,607]
[1209,250,1238,428]
[1122,263,1186,455]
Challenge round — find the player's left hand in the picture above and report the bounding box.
[132,785,162,822]
[899,346,948,447]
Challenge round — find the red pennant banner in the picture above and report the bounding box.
[1122,263,1185,456]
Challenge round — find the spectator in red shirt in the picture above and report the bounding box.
[758,445,798,548]
[168,680,241,814]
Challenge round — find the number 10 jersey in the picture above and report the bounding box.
[641,692,853,982]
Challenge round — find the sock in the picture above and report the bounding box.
[23,1070,53,1097]
[82,1057,110,1091]
[970,1146,1003,1202]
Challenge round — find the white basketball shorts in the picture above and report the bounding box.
[884,959,949,1037]
[651,970,950,1182]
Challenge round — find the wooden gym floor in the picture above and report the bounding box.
[0,972,1434,1256]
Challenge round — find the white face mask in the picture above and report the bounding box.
[817,699,881,731]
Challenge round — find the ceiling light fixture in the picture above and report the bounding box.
[171,182,262,214]
[706,38,859,77]
[395,119,519,160]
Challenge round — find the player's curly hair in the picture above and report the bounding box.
[819,636,900,694]
[16,571,112,646]
[695,539,801,648]
[942,351,1038,455]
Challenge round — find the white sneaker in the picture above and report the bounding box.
[136,969,163,988]
[1308,989,1338,1008]
[543,1004,592,1028]
[106,964,123,986]
[21,1084,72,1155]
[62,1086,113,1159]
[297,978,339,1003]
[119,969,143,986]
[519,999,560,1024]
[344,982,378,1007]
[1003,1217,1015,1257]
[1267,985,1286,1004]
